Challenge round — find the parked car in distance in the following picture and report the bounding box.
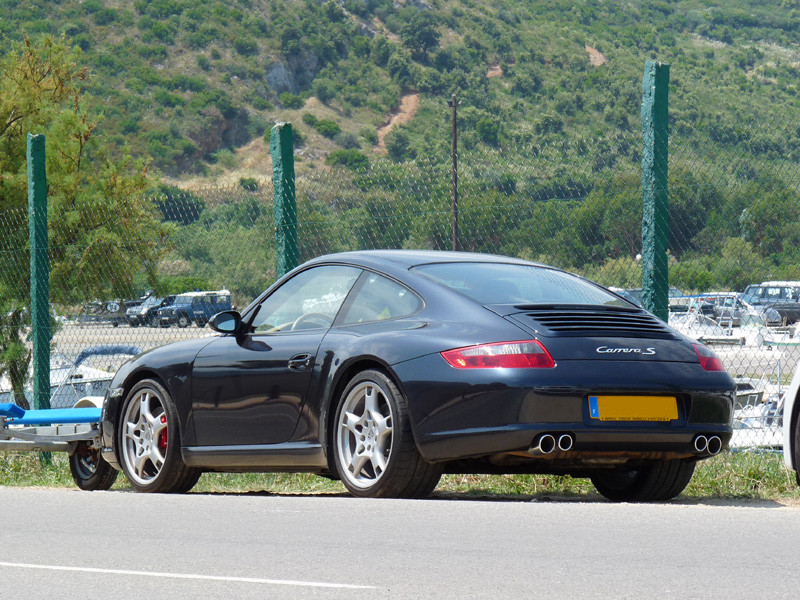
[686,292,781,328]
[101,251,735,501]
[741,281,800,325]
[126,295,176,328]
[157,290,231,328]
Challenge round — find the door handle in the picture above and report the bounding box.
[288,354,313,370]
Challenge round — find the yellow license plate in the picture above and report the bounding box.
[588,395,678,422]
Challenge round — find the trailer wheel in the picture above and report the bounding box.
[69,441,118,491]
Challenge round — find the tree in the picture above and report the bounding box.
[385,128,414,162]
[0,36,166,403]
[400,13,440,60]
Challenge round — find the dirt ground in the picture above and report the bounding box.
[376,92,420,151]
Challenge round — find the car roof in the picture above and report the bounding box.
[305,250,544,270]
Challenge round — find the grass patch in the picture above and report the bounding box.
[1,451,799,501]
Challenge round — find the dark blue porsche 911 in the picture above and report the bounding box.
[99,251,735,501]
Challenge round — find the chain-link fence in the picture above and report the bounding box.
[2,105,799,453]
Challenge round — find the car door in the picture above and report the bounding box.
[191,265,361,446]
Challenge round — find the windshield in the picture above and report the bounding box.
[413,263,630,307]
[176,294,193,304]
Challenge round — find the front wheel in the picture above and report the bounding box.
[590,459,696,502]
[333,369,442,498]
[117,379,201,493]
[69,441,119,491]
[177,314,190,328]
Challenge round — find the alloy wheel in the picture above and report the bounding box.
[121,388,169,486]
[336,381,394,489]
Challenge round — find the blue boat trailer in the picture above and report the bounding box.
[0,401,118,490]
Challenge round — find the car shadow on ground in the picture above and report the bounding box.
[182,488,797,508]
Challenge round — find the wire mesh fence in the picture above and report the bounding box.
[1,115,798,451]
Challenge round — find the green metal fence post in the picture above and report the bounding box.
[27,133,51,413]
[641,61,670,322]
[270,122,298,278]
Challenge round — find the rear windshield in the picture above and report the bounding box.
[413,263,630,307]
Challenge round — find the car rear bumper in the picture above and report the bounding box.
[394,355,735,463]
[418,423,732,463]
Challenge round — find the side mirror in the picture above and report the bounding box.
[209,310,242,334]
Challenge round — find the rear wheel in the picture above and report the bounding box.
[117,379,200,493]
[333,369,442,498]
[590,459,696,502]
[69,441,118,491]
[793,413,800,487]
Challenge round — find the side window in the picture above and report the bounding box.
[252,266,361,332]
[341,273,421,324]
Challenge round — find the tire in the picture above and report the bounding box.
[793,412,800,488]
[590,459,696,502]
[69,441,119,491]
[333,369,442,498]
[177,314,190,328]
[117,379,201,493]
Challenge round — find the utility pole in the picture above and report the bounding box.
[448,94,461,252]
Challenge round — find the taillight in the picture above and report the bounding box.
[692,343,725,372]
[441,340,555,369]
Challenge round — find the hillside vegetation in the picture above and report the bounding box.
[2,0,800,178]
[5,1,800,301]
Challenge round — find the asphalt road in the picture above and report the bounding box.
[1,487,799,599]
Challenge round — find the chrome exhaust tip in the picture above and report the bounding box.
[557,434,574,452]
[693,435,708,453]
[706,435,722,456]
[530,434,556,456]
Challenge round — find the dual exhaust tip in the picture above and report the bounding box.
[529,432,723,456]
[694,434,723,456]
[530,433,574,455]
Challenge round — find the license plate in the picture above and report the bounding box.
[588,395,678,422]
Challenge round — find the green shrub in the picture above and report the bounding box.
[239,178,259,191]
[314,118,341,138]
[302,112,318,126]
[210,149,236,168]
[326,149,369,171]
[279,92,304,109]
[234,38,258,56]
[82,0,103,14]
[385,128,414,162]
[312,78,336,104]
[360,128,378,146]
[93,9,117,25]
[197,55,211,71]
[476,117,502,146]
[250,96,273,110]
[335,131,360,149]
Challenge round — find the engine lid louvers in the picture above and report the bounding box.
[509,305,677,339]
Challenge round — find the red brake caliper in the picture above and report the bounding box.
[159,415,168,449]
